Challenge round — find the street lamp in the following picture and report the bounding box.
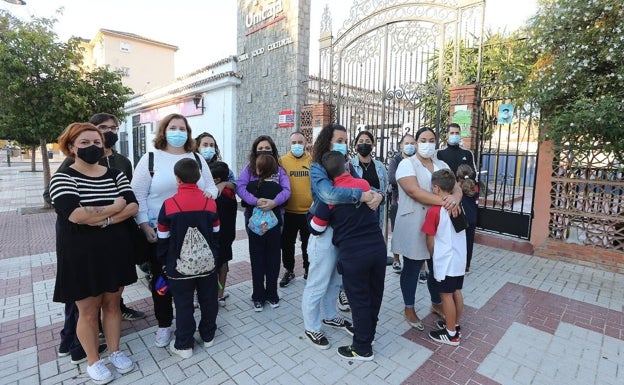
[3,0,27,5]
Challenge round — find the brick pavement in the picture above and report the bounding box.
[0,162,623,385]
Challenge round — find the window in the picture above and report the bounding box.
[120,41,131,52]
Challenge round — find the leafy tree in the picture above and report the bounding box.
[526,0,624,160]
[0,10,132,207]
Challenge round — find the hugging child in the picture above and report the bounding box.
[157,158,221,359]
[309,151,386,361]
[209,161,238,306]
[421,168,467,346]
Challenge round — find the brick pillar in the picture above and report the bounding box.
[449,84,479,153]
[530,139,554,248]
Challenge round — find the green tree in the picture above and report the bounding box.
[0,10,132,207]
[526,0,624,159]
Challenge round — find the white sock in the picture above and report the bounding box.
[446,328,457,337]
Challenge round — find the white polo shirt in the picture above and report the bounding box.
[421,205,467,281]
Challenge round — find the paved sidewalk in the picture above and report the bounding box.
[0,162,623,385]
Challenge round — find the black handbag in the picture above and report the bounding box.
[126,219,150,265]
[450,204,470,233]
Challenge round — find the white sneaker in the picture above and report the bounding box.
[169,340,193,359]
[108,350,135,374]
[155,327,173,348]
[86,359,113,385]
[204,338,214,348]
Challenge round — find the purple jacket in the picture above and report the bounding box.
[236,165,291,207]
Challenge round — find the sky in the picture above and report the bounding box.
[0,0,538,78]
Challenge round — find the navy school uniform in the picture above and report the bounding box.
[309,174,386,355]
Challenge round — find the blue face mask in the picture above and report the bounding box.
[332,143,347,156]
[201,147,216,161]
[291,143,304,158]
[448,134,461,146]
[166,131,188,148]
[403,144,416,156]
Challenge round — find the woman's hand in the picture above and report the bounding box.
[366,191,382,211]
[203,190,213,199]
[257,198,277,211]
[442,195,460,217]
[140,222,157,243]
[111,196,126,213]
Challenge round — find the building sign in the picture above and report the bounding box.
[278,110,295,128]
[237,36,293,62]
[245,0,284,36]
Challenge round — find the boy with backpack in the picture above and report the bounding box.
[157,158,221,359]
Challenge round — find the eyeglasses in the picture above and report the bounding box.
[97,125,119,132]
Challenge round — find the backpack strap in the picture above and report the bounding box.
[193,152,203,170]
[171,197,183,212]
[148,151,154,177]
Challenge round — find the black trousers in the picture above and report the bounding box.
[280,212,310,272]
[465,225,476,269]
[249,226,281,303]
[169,273,218,349]
[148,242,174,328]
[337,251,386,355]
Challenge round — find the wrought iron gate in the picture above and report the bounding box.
[318,0,485,161]
[476,93,540,238]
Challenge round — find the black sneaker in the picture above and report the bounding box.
[322,316,353,336]
[279,271,295,287]
[304,330,330,350]
[429,328,460,346]
[434,319,462,338]
[121,305,146,321]
[70,343,108,364]
[337,290,350,312]
[253,301,264,312]
[337,345,374,361]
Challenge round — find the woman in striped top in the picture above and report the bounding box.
[49,122,138,384]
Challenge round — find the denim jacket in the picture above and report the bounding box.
[349,157,388,229]
[309,162,362,215]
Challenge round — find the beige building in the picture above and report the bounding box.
[79,29,178,93]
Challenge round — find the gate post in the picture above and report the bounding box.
[449,84,479,153]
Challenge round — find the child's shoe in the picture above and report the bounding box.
[429,328,460,346]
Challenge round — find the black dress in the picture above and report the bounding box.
[50,167,138,302]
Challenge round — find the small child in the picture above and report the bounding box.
[457,164,478,272]
[209,161,238,306]
[422,168,467,346]
[157,158,221,359]
[309,151,386,361]
[245,154,284,311]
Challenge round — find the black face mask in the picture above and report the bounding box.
[76,145,104,164]
[356,143,373,157]
[103,131,118,149]
[256,150,273,157]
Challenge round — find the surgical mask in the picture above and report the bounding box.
[447,134,461,146]
[332,143,347,156]
[103,131,118,149]
[166,131,187,148]
[200,147,216,161]
[291,144,304,158]
[76,145,104,164]
[402,144,416,156]
[417,142,436,159]
[356,143,373,157]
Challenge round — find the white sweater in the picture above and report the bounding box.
[131,150,218,226]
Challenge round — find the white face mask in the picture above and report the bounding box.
[417,142,436,159]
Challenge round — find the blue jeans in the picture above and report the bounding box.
[400,257,441,307]
[301,228,341,332]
